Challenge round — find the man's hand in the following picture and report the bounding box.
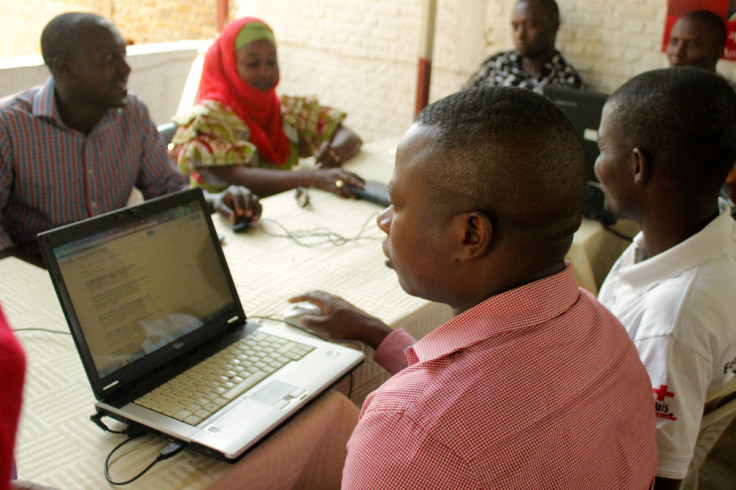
[210,185,262,223]
[288,291,391,350]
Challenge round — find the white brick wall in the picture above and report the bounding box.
[238,0,424,142]
[236,0,736,142]
[0,0,219,67]
[3,0,735,142]
[0,1,95,59]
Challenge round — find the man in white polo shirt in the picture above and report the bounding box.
[594,66,736,489]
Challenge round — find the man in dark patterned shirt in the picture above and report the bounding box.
[464,0,583,92]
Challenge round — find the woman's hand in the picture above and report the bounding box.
[314,125,363,168]
[287,291,392,350]
[314,140,343,168]
[307,168,365,199]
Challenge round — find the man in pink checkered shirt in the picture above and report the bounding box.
[292,87,658,488]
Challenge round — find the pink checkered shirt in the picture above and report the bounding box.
[0,78,186,255]
[344,266,658,489]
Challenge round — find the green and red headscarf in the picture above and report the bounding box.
[198,17,290,164]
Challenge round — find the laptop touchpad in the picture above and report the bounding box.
[249,380,305,407]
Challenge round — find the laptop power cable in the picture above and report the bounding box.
[90,410,132,435]
[91,411,188,485]
[104,436,187,485]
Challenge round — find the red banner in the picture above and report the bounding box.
[662,0,736,60]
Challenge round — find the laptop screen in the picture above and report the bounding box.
[541,86,609,183]
[39,189,242,396]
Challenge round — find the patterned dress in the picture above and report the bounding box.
[171,95,346,192]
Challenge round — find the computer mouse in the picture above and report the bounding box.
[347,180,390,207]
[232,217,252,233]
[282,302,323,328]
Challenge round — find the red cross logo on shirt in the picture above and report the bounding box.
[652,384,677,420]
[653,384,674,401]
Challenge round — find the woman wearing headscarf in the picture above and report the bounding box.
[171,17,364,198]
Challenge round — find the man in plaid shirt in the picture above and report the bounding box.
[0,12,260,264]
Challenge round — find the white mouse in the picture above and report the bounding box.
[282,302,323,328]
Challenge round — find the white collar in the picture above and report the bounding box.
[617,199,735,289]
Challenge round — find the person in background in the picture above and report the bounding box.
[666,9,736,206]
[171,17,365,199]
[291,87,657,488]
[463,0,583,92]
[0,12,261,265]
[594,67,736,489]
[667,9,728,73]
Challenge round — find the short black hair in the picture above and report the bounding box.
[608,67,736,194]
[40,12,109,68]
[680,10,727,49]
[517,0,560,22]
[415,86,585,261]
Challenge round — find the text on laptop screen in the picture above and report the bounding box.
[53,202,234,378]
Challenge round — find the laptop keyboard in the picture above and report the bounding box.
[135,331,314,426]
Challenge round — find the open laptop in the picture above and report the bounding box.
[37,188,364,461]
[542,86,616,225]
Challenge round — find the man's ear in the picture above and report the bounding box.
[51,56,71,80]
[631,147,650,186]
[456,211,493,261]
[551,19,561,34]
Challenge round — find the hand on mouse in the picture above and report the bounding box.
[211,185,262,224]
[287,291,391,350]
[232,217,251,233]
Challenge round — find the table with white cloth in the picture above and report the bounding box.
[1,139,632,489]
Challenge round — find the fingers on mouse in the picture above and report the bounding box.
[232,217,252,233]
[282,302,323,328]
